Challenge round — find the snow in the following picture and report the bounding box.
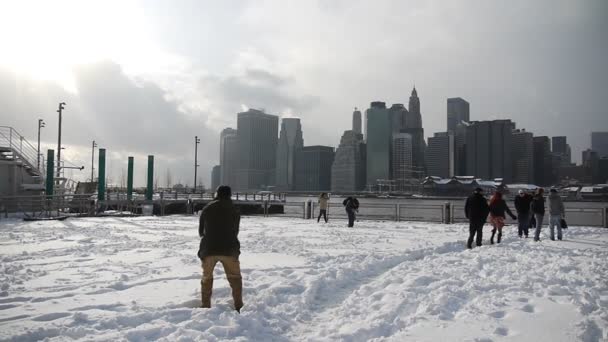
[0,216,607,341]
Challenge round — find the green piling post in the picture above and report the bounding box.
[127,156,134,201]
[146,155,154,201]
[98,148,106,201]
[46,149,54,198]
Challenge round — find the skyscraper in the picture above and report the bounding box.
[447,98,470,133]
[275,118,304,191]
[425,132,454,178]
[454,122,468,176]
[294,146,335,191]
[331,130,366,192]
[220,128,238,187]
[465,120,513,182]
[404,87,426,178]
[211,165,221,191]
[352,108,362,135]
[389,104,408,134]
[235,109,279,191]
[393,133,413,190]
[511,129,534,184]
[365,101,392,190]
[591,132,608,158]
[533,136,552,186]
[552,136,571,167]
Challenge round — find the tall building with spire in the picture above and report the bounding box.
[402,87,426,178]
[352,108,362,135]
[275,118,304,191]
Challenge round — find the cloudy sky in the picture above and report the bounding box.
[1,0,606,187]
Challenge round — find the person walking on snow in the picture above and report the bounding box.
[531,188,546,242]
[465,187,490,249]
[514,189,533,238]
[343,196,359,227]
[488,191,517,244]
[548,188,565,241]
[198,185,243,312]
[317,193,329,223]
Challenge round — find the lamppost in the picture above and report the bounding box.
[194,136,200,192]
[37,119,45,171]
[56,102,66,178]
[91,140,97,182]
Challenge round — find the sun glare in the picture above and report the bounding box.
[0,0,157,92]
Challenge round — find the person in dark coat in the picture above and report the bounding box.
[343,196,359,227]
[514,189,533,238]
[531,188,545,242]
[464,187,490,249]
[198,185,243,312]
[489,191,517,244]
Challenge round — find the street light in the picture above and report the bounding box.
[194,136,200,191]
[37,119,45,171]
[91,140,98,182]
[56,102,66,178]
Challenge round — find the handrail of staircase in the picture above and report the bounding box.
[0,126,43,174]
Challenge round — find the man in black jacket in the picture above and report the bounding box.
[464,187,490,249]
[198,185,243,312]
[514,189,533,238]
[343,196,359,227]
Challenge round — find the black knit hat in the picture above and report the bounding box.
[474,187,483,193]
[216,185,232,199]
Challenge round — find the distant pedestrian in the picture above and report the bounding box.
[343,196,359,227]
[548,188,565,241]
[531,188,546,241]
[514,189,533,238]
[464,187,490,249]
[317,193,329,223]
[198,185,243,312]
[488,192,517,244]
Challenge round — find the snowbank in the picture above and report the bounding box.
[0,216,606,341]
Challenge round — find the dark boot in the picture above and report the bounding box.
[497,232,502,243]
[490,229,496,245]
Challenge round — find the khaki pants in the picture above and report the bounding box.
[201,255,243,310]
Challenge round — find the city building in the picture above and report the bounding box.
[533,136,552,186]
[404,87,426,178]
[447,97,470,133]
[365,101,392,190]
[219,128,238,187]
[465,120,513,183]
[352,108,362,135]
[511,129,534,184]
[552,136,572,167]
[294,146,335,191]
[392,133,414,190]
[235,109,279,191]
[211,165,221,191]
[331,130,366,192]
[591,132,608,158]
[275,118,304,191]
[425,132,454,179]
[389,104,408,134]
[454,122,468,176]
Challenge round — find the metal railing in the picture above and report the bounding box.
[0,126,42,176]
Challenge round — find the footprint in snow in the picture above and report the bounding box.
[494,327,509,336]
[32,312,71,322]
[489,311,506,318]
[521,304,535,313]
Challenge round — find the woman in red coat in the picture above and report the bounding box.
[489,192,517,244]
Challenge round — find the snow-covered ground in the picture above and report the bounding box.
[0,215,607,341]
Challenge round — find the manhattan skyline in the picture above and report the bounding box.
[0,0,606,187]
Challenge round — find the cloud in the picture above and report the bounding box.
[0,61,219,187]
